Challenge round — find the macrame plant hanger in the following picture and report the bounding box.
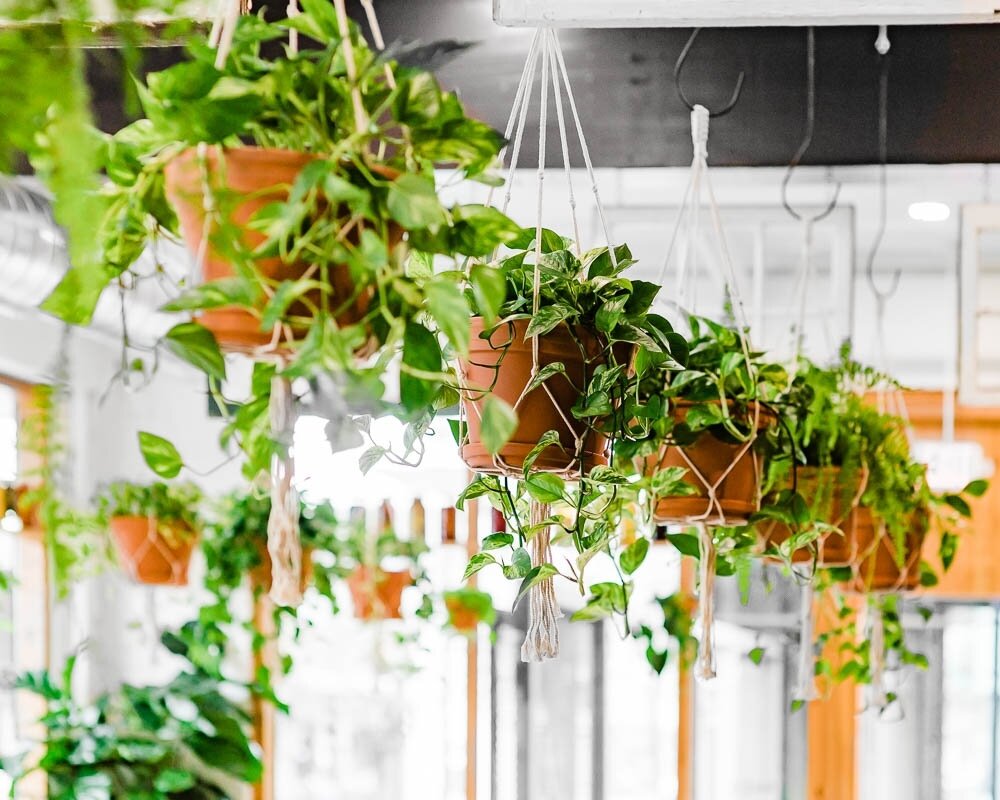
[461,27,618,662]
[654,29,755,681]
[781,27,841,704]
[203,0,379,606]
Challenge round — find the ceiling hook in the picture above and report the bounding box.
[782,27,841,224]
[674,28,746,119]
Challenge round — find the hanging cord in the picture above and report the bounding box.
[333,0,368,134]
[794,583,819,701]
[866,597,889,710]
[781,26,841,363]
[694,522,716,680]
[358,0,397,89]
[521,502,561,662]
[267,376,303,607]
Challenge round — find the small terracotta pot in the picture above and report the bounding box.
[445,596,481,632]
[110,516,197,586]
[759,466,861,566]
[459,318,616,475]
[249,540,314,595]
[650,401,774,526]
[846,509,926,593]
[346,566,411,620]
[164,147,399,352]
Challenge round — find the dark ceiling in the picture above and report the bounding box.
[87,0,1000,167]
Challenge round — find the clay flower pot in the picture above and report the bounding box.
[650,400,774,526]
[459,318,612,475]
[164,146,399,352]
[249,540,314,595]
[110,516,197,586]
[846,509,926,593]
[759,466,861,566]
[346,566,412,620]
[445,595,482,632]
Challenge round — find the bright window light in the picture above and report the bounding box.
[908,201,951,223]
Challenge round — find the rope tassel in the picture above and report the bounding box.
[695,522,716,681]
[521,500,561,662]
[267,376,303,607]
[794,584,818,702]
[867,599,888,710]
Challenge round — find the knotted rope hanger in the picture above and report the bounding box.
[463,27,619,662]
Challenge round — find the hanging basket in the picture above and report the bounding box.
[346,565,412,620]
[110,516,197,586]
[164,146,400,353]
[650,401,773,526]
[759,466,863,566]
[249,539,314,596]
[845,510,926,594]
[445,595,481,633]
[459,318,612,475]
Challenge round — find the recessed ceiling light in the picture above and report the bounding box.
[908,201,951,223]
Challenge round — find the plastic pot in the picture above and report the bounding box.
[110,516,197,586]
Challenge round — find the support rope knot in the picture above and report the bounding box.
[267,376,303,607]
[521,500,561,662]
[690,104,710,161]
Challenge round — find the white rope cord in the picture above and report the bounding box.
[695,522,716,680]
[521,502,562,662]
[794,583,819,701]
[867,598,888,710]
[267,376,303,607]
[789,218,815,364]
[332,0,367,135]
[358,0,397,89]
[287,0,299,55]
[547,30,582,256]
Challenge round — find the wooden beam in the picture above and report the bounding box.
[466,497,479,800]
[493,0,1000,27]
[251,597,276,800]
[677,557,694,800]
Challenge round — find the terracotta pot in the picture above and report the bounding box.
[164,147,399,352]
[445,595,481,632]
[249,540,314,595]
[110,516,197,586]
[459,318,616,475]
[759,466,861,566]
[650,401,774,526]
[346,566,411,620]
[846,509,926,593]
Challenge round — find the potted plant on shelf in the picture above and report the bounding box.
[444,587,496,634]
[4,645,262,798]
[41,3,519,483]
[617,315,786,527]
[97,481,202,586]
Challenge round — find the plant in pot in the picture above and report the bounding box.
[443,587,496,635]
[454,234,688,653]
[96,480,202,586]
[41,2,519,484]
[3,646,262,798]
[334,516,428,621]
[616,315,787,528]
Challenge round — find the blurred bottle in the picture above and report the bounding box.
[491,507,506,534]
[441,506,457,544]
[349,505,367,531]
[620,514,637,547]
[379,499,393,533]
[410,498,425,543]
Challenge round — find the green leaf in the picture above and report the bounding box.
[161,277,258,312]
[470,263,508,324]
[387,174,446,229]
[620,538,649,575]
[259,280,325,331]
[482,533,514,550]
[646,646,668,674]
[666,533,700,559]
[513,563,558,609]
[400,322,442,413]
[944,493,972,518]
[521,430,563,476]
[525,472,566,504]
[524,304,573,338]
[748,646,765,666]
[359,446,386,475]
[463,552,496,580]
[163,322,226,382]
[504,546,532,579]
[40,263,114,324]
[427,279,471,356]
[525,362,567,394]
[154,768,196,792]
[963,479,989,497]
[480,395,518,455]
[138,432,183,479]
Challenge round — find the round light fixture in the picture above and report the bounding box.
[907,201,951,223]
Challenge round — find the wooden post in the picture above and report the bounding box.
[251,596,277,800]
[677,556,695,800]
[465,496,479,800]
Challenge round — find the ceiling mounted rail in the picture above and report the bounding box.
[493,0,1000,28]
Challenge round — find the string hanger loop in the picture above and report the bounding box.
[781,26,841,224]
[674,28,745,119]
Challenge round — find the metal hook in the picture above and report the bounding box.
[865,45,902,306]
[781,27,841,224]
[674,28,746,118]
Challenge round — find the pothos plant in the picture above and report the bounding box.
[3,645,262,799]
[40,1,520,482]
[456,234,690,629]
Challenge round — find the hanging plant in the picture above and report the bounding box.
[96,480,203,586]
[617,315,785,527]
